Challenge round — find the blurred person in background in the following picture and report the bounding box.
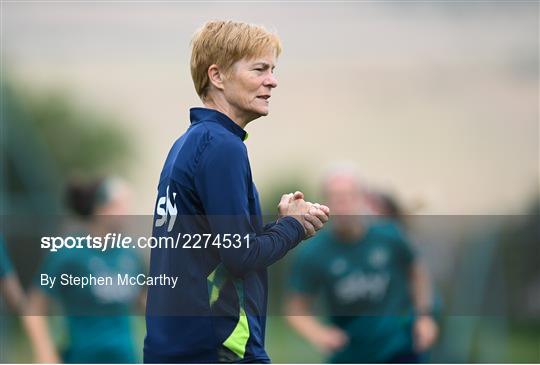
[368,191,404,224]
[0,235,31,362]
[286,167,438,363]
[25,177,146,363]
[144,20,329,363]
[0,236,26,313]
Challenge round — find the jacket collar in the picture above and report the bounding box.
[190,107,247,141]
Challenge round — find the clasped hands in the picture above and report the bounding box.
[278,191,330,238]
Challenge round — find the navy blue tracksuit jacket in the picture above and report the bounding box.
[144,107,305,363]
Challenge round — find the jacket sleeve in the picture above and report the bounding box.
[194,138,305,277]
[263,221,277,231]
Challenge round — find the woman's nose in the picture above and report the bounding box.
[264,74,278,88]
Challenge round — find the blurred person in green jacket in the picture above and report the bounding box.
[26,177,146,363]
[286,167,438,363]
[0,236,30,362]
[0,236,25,312]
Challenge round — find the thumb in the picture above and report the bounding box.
[279,193,294,206]
[293,191,304,200]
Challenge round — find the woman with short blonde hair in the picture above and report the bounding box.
[190,20,282,101]
[144,20,329,363]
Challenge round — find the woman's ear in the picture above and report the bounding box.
[208,64,225,91]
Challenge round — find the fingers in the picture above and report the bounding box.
[279,192,330,239]
[278,193,293,213]
[303,220,316,238]
[305,213,324,231]
[319,204,330,215]
[309,206,329,224]
[311,203,330,217]
[279,193,293,205]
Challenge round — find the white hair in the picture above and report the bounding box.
[320,162,368,195]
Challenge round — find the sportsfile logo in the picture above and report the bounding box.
[155,185,177,232]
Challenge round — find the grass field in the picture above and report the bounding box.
[2,315,538,363]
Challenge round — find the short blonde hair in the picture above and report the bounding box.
[190,20,282,100]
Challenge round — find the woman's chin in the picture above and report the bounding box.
[256,106,270,116]
[242,106,270,123]
[248,108,269,120]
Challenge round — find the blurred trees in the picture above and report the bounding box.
[1,79,132,214]
[1,79,134,287]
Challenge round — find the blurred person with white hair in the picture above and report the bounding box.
[286,167,438,363]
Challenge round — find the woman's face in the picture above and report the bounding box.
[222,50,278,122]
